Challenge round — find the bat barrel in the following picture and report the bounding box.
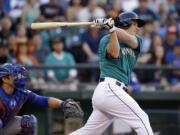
[31,22,93,30]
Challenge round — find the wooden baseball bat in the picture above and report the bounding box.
[31,22,94,30]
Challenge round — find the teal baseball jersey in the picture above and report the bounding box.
[98,35,142,85]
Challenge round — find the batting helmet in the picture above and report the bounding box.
[115,12,145,28]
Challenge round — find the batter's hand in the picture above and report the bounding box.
[93,18,116,32]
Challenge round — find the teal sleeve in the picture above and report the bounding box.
[99,35,110,57]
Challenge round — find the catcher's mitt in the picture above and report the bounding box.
[62,99,84,119]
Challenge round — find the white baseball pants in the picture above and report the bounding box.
[70,77,154,135]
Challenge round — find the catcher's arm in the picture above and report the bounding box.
[48,97,84,119]
[48,97,64,108]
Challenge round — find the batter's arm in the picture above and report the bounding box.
[116,28,138,49]
[107,31,120,58]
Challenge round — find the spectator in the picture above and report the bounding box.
[150,34,163,50]
[148,0,168,14]
[0,37,15,64]
[7,34,17,58]
[133,0,160,32]
[40,0,65,21]
[21,0,40,27]
[8,0,26,20]
[0,17,12,40]
[81,27,105,81]
[136,35,167,84]
[0,0,6,18]
[158,11,179,38]
[164,25,178,54]
[82,28,105,62]
[133,0,158,21]
[66,0,82,22]
[106,0,124,19]
[147,45,167,83]
[32,33,50,64]
[57,0,69,13]
[45,37,77,83]
[16,37,38,66]
[140,21,154,54]
[16,36,46,87]
[137,24,155,65]
[16,24,27,40]
[166,39,180,86]
[77,0,105,22]
[155,2,169,26]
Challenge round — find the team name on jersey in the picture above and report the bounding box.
[121,48,135,57]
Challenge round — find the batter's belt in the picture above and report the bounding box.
[99,77,128,92]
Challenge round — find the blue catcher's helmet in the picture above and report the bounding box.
[0,63,15,78]
[0,67,11,78]
[115,12,145,29]
[0,63,27,89]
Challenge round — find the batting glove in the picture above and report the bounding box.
[103,18,116,33]
[93,18,116,33]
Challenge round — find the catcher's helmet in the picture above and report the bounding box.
[0,67,10,78]
[0,63,15,78]
[1,63,27,89]
[115,12,145,28]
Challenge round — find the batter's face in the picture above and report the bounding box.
[128,21,138,34]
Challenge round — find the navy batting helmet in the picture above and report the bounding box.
[115,12,145,28]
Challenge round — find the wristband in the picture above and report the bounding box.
[60,101,65,107]
[109,26,116,33]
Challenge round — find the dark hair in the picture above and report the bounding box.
[149,46,166,65]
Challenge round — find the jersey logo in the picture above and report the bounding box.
[9,99,17,111]
[121,48,135,57]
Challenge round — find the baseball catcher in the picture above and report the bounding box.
[0,63,83,135]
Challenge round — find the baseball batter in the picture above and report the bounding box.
[70,12,154,135]
[0,63,83,135]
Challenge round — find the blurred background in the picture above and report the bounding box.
[0,0,180,135]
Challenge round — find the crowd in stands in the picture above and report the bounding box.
[0,0,179,91]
